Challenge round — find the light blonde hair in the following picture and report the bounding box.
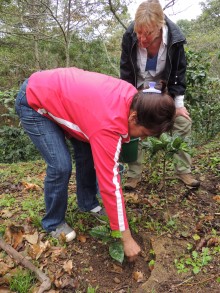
[134,0,165,32]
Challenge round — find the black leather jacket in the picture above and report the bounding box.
[120,16,187,98]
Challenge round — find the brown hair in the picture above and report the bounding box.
[130,91,175,136]
[134,0,165,32]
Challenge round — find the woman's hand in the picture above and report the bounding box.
[176,107,191,121]
[121,229,141,262]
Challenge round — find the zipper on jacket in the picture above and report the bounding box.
[167,39,185,83]
[130,38,137,88]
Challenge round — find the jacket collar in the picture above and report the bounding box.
[165,15,186,44]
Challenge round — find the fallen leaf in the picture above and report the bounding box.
[0,209,13,219]
[54,278,63,289]
[0,261,11,275]
[22,182,42,191]
[113,277,121,284]
[4,225,24,249]
[0,287,11,293]
[110,263,123,274]
[54,275,78,289]
[213,195,220,203]
[28,240,50,260]
[50,247,66,261]
[59,232,67,243]
[72,245,83,254]
[28,243,43,260]
[24,232,39,244]
[77,235,87,243]
[196,238,207,251]
[3,255,15,269]
[133,271,144,282]
[63,260,73,274]
[203,215,214,221]
[124,192,139,203]
[207,237,219,247]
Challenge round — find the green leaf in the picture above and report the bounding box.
[193,266,200,274]
[148,259,155,266]
[160,133,171,144]
[142,137,165,155]
[89,226,110,239]
[185,258,193,265]
[192,251,198,259]
[186,243,193,250]
[111,230,122,238]
[109,242,124,263]
[170,136,183,150]
[193,234,200,241]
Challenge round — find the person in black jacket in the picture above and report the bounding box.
[120,0,200,188]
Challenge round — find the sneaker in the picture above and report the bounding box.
[89,206,108,223]
[176,173,200,187]
[124,177,141,190]
[50,222,76,242]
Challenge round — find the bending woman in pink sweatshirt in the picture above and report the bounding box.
[15,67,175,262]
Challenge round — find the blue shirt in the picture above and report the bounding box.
[145,54,158,71]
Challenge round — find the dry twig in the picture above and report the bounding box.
[0,237,51,293]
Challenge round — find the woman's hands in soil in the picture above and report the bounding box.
[121,229,141,262]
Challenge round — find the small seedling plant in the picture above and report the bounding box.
[142,133,191,194]
[89,225,124,263]
[87,284,99,293]
[174,247,212,274]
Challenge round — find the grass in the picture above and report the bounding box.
[0,193,15,207]
[9,269,36,293]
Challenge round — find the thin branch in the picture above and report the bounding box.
[163,0,176,11]
[172,276,194,288]
[0,237,51,293]
[184,274,219,287]
[39,0,68,44]
[108,0,127,30]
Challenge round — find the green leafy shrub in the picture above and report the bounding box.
[0,88,18,125]
[0,125,40,163]
[0,88,41,163]
[185,49,220,143]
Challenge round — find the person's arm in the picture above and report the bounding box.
[121,229,141,262]
[175,102,191,121]
[120,25,136,86]
[168,45,191,120]
[89,130,141,260]
[168,45,186,98]
[174,95,191,120]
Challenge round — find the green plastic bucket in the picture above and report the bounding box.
[119,138,139,163]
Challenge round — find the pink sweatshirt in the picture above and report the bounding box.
[26,67,138,231]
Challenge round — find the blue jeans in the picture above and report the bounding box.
[15,79,99,232]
